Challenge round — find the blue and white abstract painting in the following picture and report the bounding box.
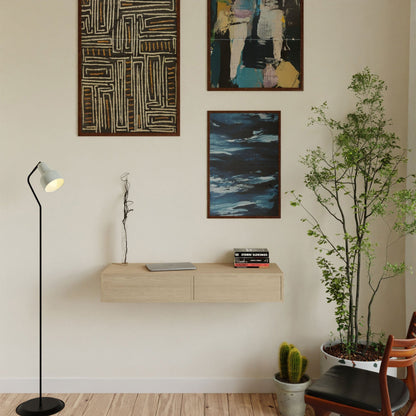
[208,111,280,217]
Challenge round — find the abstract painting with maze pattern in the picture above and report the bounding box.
[79,0,179,135]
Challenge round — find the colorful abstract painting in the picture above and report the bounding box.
[208,111,281,218]
[79,0,179,136]
[208,0,303,90]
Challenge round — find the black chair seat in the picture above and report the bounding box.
[306,365,409,412]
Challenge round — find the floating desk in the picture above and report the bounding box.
[101,263,283,303]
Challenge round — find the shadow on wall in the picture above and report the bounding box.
[52,268,103,304]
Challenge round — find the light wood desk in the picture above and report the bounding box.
[101,263,283,303]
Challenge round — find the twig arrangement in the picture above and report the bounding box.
[121,172,134,264]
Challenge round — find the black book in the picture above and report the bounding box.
[234,248,269,257]
[234,257,270,263]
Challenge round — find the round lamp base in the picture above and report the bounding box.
[16,397,65,416]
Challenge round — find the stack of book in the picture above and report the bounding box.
[233,248,270,268]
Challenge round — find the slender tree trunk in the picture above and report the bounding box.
[366,292,376,346]
[354,252,361,345]
[348,269,353,345]
[344,237,353,345]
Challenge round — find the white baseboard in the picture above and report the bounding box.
[0,377,275,394]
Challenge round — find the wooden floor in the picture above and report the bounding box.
[3,393,410,416]
[1,393,316,416]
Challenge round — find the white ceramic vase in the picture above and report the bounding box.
[273,373,312,416]
[320,341,397,376]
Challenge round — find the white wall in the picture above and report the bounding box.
[407,0,416,324]
[0,0,411,392]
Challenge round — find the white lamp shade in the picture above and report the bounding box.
[38,162,64,193]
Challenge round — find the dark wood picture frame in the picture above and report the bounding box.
[208,0,303,91]
[78,0,180,136]
[207,111,281,218]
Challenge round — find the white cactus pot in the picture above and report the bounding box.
[273,373,312,416]
[320,341,397,376]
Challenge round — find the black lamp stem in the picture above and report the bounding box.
[16,162,65,415]
[27,162,43,402]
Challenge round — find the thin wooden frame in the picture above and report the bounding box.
[208,0,303,91]
[78,0,180,136]
[207,111,281,218]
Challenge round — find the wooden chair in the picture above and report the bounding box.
[305,312,416,416]
[407,312,416,339]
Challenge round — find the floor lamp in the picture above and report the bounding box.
[16,162,65,416]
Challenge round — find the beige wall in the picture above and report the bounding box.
[407,0,416,323]
[0,0,411,390]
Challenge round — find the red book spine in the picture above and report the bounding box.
[234,263,270,268]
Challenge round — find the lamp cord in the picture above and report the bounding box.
[27,162,43,403]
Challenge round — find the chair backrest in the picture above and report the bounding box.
[407,311,416,339]
[379,330,416,414]
[381,336,416,369]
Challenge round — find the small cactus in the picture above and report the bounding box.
[279,342,290,379]
[288,348,302,383]
[279,342,291,380]
[278,342,308,383]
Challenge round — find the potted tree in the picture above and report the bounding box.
[290,68,416,372]
[274,342,311,416]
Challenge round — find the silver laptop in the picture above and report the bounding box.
[145,262,196,272]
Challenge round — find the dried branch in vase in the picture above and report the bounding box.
[121,172,134,264]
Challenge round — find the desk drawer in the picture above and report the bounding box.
[101,274,193,302]
[194,273,282,302]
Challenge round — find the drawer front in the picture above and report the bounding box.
[101,274,193,302]
[194,274,282,302]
